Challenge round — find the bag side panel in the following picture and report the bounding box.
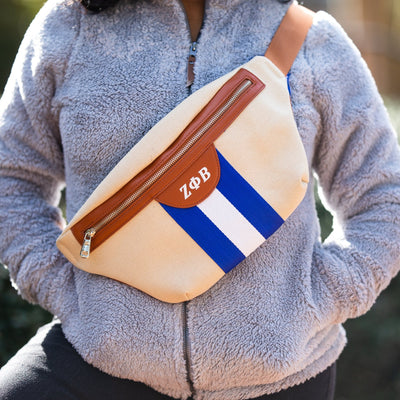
[215,57,309,220]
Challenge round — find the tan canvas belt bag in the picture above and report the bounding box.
[57,3,314,303]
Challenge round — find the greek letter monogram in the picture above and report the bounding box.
[180,167,211,200]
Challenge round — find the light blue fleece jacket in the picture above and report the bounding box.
[1,0,400,398]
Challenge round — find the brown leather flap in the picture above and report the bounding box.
[156,145,220,208]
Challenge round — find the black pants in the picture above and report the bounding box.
[0,322,336,400]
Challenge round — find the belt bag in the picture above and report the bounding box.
[57,4,314,303]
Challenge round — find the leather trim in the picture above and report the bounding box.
[156,144,220,208]
[71,68,265,252]
[265,3,315,76]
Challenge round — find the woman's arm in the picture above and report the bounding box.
[307,12,400,325]
[0,0,81,317]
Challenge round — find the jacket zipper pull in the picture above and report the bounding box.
[187,41,197,88]
[80,228,96,258]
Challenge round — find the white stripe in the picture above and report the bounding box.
[197,189,265,256]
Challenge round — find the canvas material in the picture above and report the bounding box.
[56,56,309,303]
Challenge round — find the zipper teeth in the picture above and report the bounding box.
[90,79,252,235]
[183,301,194,394]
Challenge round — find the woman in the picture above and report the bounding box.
[0,0,399,399]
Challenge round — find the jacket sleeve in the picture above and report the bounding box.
[307,13,400,325]
[0,0,80,316]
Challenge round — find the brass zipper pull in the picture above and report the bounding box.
[80,228,96,258]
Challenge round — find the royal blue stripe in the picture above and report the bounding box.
[216,151,284,239]
[286,72,292,96]
[161,203,245,273]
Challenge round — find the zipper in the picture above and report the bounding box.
[178,0,207,92]
[176,0,197,94]
[183,301,195,394]
[187,41,198,88]
[79,77,253,259]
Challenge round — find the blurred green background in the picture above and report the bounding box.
[0,0,399,399]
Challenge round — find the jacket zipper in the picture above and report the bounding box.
[183,301,195,394]
[187,41,198,89]
[79,78,253,258]
[179,4,201,396]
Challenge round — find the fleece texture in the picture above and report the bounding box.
[1,0,400,398]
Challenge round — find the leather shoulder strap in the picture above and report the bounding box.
[264,2,315,75]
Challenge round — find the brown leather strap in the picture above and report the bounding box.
[265,2,315,75]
